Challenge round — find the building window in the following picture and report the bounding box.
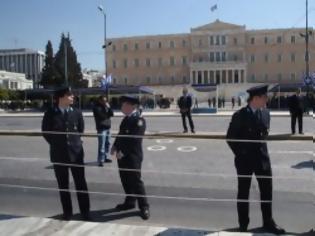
[170,57,175,66]
[216,52,220,62]
[264,37,268,44]
[170,41,175,48]
[277,54,282,63]
[146,77,151,84]
[158,58,162,67]
[222,52,226,62]
[158,77,162,84]
[183,76,187,83]
[198,56,203,62]
[234,55,238,61]
[146,42,150,49]
[291,53,295,62]
[251,74,255,82]
[146,58,150,67]
[123,44,128,51]
[221,36,226,45]
[250,54,255,63]
[291,73,296,80]
[123,59,128,68]
[264,54,269,63]
[216,35,220,45]
[134,43,139,50]
[182,40,186,48]
[250,37,255,44]
[277,36,282,43]
[199,39,202,47]
[112,60,116,69]
[264,74,268,81]
[124,77,128,85]
[171,76,175,84]
[291,35,296,44]
[158,41,162,48]
[182,56,187,65]
[233,38,237,45]
[277,73,282,81]
[134,59,139,67]
[210,36,214,45]
[210,52,214,62]
[113,78,116,84]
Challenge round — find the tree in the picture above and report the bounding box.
[40,40,60,88]
[54,33,86,88]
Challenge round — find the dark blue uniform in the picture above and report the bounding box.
[42,106,90,218]
[177,95,195,132]
[227,106,273,229]
[113,111,149,209]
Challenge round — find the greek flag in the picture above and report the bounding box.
[210,4,217,12]
[100,74,112,90]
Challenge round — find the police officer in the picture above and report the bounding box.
[226,85,285,234]
[110,95,150,220]
[177,88,195,133]
[288,88,304,134]
[42,87,90,221]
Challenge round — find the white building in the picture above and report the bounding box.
[0,48,45,88]
[82,69,104,87]
[0,70,33,90]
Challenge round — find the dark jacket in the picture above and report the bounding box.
[177,95,192,113]
[93,103,114,130]
[288,94,304,114]
[42,106,84,164]
[226,106,270,160]
[113,111,146,166]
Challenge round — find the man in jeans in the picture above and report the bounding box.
[93,95,114,166]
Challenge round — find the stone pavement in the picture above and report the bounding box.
[1,216,312,236]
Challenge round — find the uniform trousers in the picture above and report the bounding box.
[234,156,273,227]
[118,158,148,209]
[53,163,90,216]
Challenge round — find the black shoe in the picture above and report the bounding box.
[115,203,136,211]
[183,130,188,133]
[104,159,112,163]
[299,132,304,135]
[81,212,92,221]
[139,207,150,220]
[191,130,195,133]
[98,162,103,167]
[292,132,295,135]
[239,226,247,232]
[263,220,285,234]
[61,213,72,221]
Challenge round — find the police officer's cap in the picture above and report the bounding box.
[120,95,140,105]
[54,86,73,98]
[246,85,268,97]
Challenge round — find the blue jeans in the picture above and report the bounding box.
[97,129,111,163]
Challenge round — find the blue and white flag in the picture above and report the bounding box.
[210,4,217,12]
[100,74,112,90]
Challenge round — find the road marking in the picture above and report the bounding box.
[177,146,197,152]
[147,145,167,151]
[156,139,174,144]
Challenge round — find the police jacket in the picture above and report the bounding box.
[226,106,270,160]
[288,94,304,114]
[93,103,114,130]
[113,111,146,164]
[178,95,192,112]
[42,106,84,163]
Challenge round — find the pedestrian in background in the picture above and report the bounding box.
[288,88,304,134]
[110,95,150,220]
[42,87,90,221]
[93,95,114,166]
[226,85,285,234]
[177,88,195,133]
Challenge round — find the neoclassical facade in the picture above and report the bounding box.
[107,20,314,86]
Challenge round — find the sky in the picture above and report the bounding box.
[0,0,314,71]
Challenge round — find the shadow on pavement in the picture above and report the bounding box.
[291,160,314,169]
[0,214,24,221]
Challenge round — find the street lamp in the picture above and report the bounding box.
[98,5,112,78]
